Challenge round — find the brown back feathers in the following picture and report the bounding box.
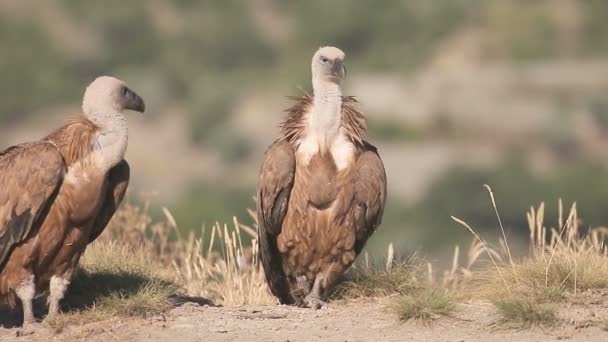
[44,116,99,166]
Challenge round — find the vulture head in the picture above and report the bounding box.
[82,76,146,122]
[312,46,346,85]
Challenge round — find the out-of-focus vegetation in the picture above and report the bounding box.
[406,161,608,249]
[6,1,608,131]
[2,0,608,257]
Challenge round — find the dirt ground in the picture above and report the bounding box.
[1,296,608,342]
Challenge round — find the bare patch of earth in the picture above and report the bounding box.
[1,296,608,342]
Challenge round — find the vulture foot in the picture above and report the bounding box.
[17,322,40,337]
[44,311,60,322]
[302,274,327,309]
[302,294,327,310]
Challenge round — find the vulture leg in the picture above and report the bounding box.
[46,276,70,320]
[296,275,311,294]
[303,275,327,309]
[15,275,36,325]
[323,262,344,294]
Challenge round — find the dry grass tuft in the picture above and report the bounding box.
[334,247,423,299]
[43,241,179,332]
[451,187,608,304]
[44,311,105,334]
[440,237,495,289]
[97,203,275,306]
[392,288,455,323]
[494,297,557,327]
[68,241,178,317]
[170,215,276,305]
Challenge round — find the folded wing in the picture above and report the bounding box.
[256,140,296,304]
[88,159,130,243]
[0,142,66,269]
[352,142,387,254]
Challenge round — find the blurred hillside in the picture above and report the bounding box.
[2,0,608,258]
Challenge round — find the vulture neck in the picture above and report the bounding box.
[87,111,128,172]
[311,80,342,149]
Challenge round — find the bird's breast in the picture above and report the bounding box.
[297,151,348,209]
[297,131,355,172]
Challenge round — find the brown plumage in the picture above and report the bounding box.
[257,47,387,307]
[0,76,144,325]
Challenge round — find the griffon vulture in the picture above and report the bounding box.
[0,76,145,325]
[257,47,387,308]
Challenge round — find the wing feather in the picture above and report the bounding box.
[352,142,387,254]
[88,160,130,243]
[256,140,295,304]
[0,142,66,268]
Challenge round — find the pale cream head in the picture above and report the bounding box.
[82,76,145,119]
[311,46,347,85]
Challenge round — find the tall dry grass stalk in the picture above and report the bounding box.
[441,237,491,289]
[100,202,275,306]
[170,217,275,305]
[451,186,608,300]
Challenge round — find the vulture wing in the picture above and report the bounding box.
[353,142,387,254]
[0,142,66,268]
[256,140,295,304]
[88,160,130,243]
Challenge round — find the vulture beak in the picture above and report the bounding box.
[121,86,146,113]
[332,60,346,79]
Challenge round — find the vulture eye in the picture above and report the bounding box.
[121,86,129,97]
[320,56,329,64]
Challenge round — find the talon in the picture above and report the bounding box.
[303,295,327,310]
[17,321,40,337]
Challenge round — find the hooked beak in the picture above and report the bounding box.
[122,87,146,113]
[331,60,346,80]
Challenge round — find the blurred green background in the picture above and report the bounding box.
[2,0,608,260]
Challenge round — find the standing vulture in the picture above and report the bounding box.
[0,76,145,325]
[257,47,387,308]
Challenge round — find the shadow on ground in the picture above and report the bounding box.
[0,267,213,328]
